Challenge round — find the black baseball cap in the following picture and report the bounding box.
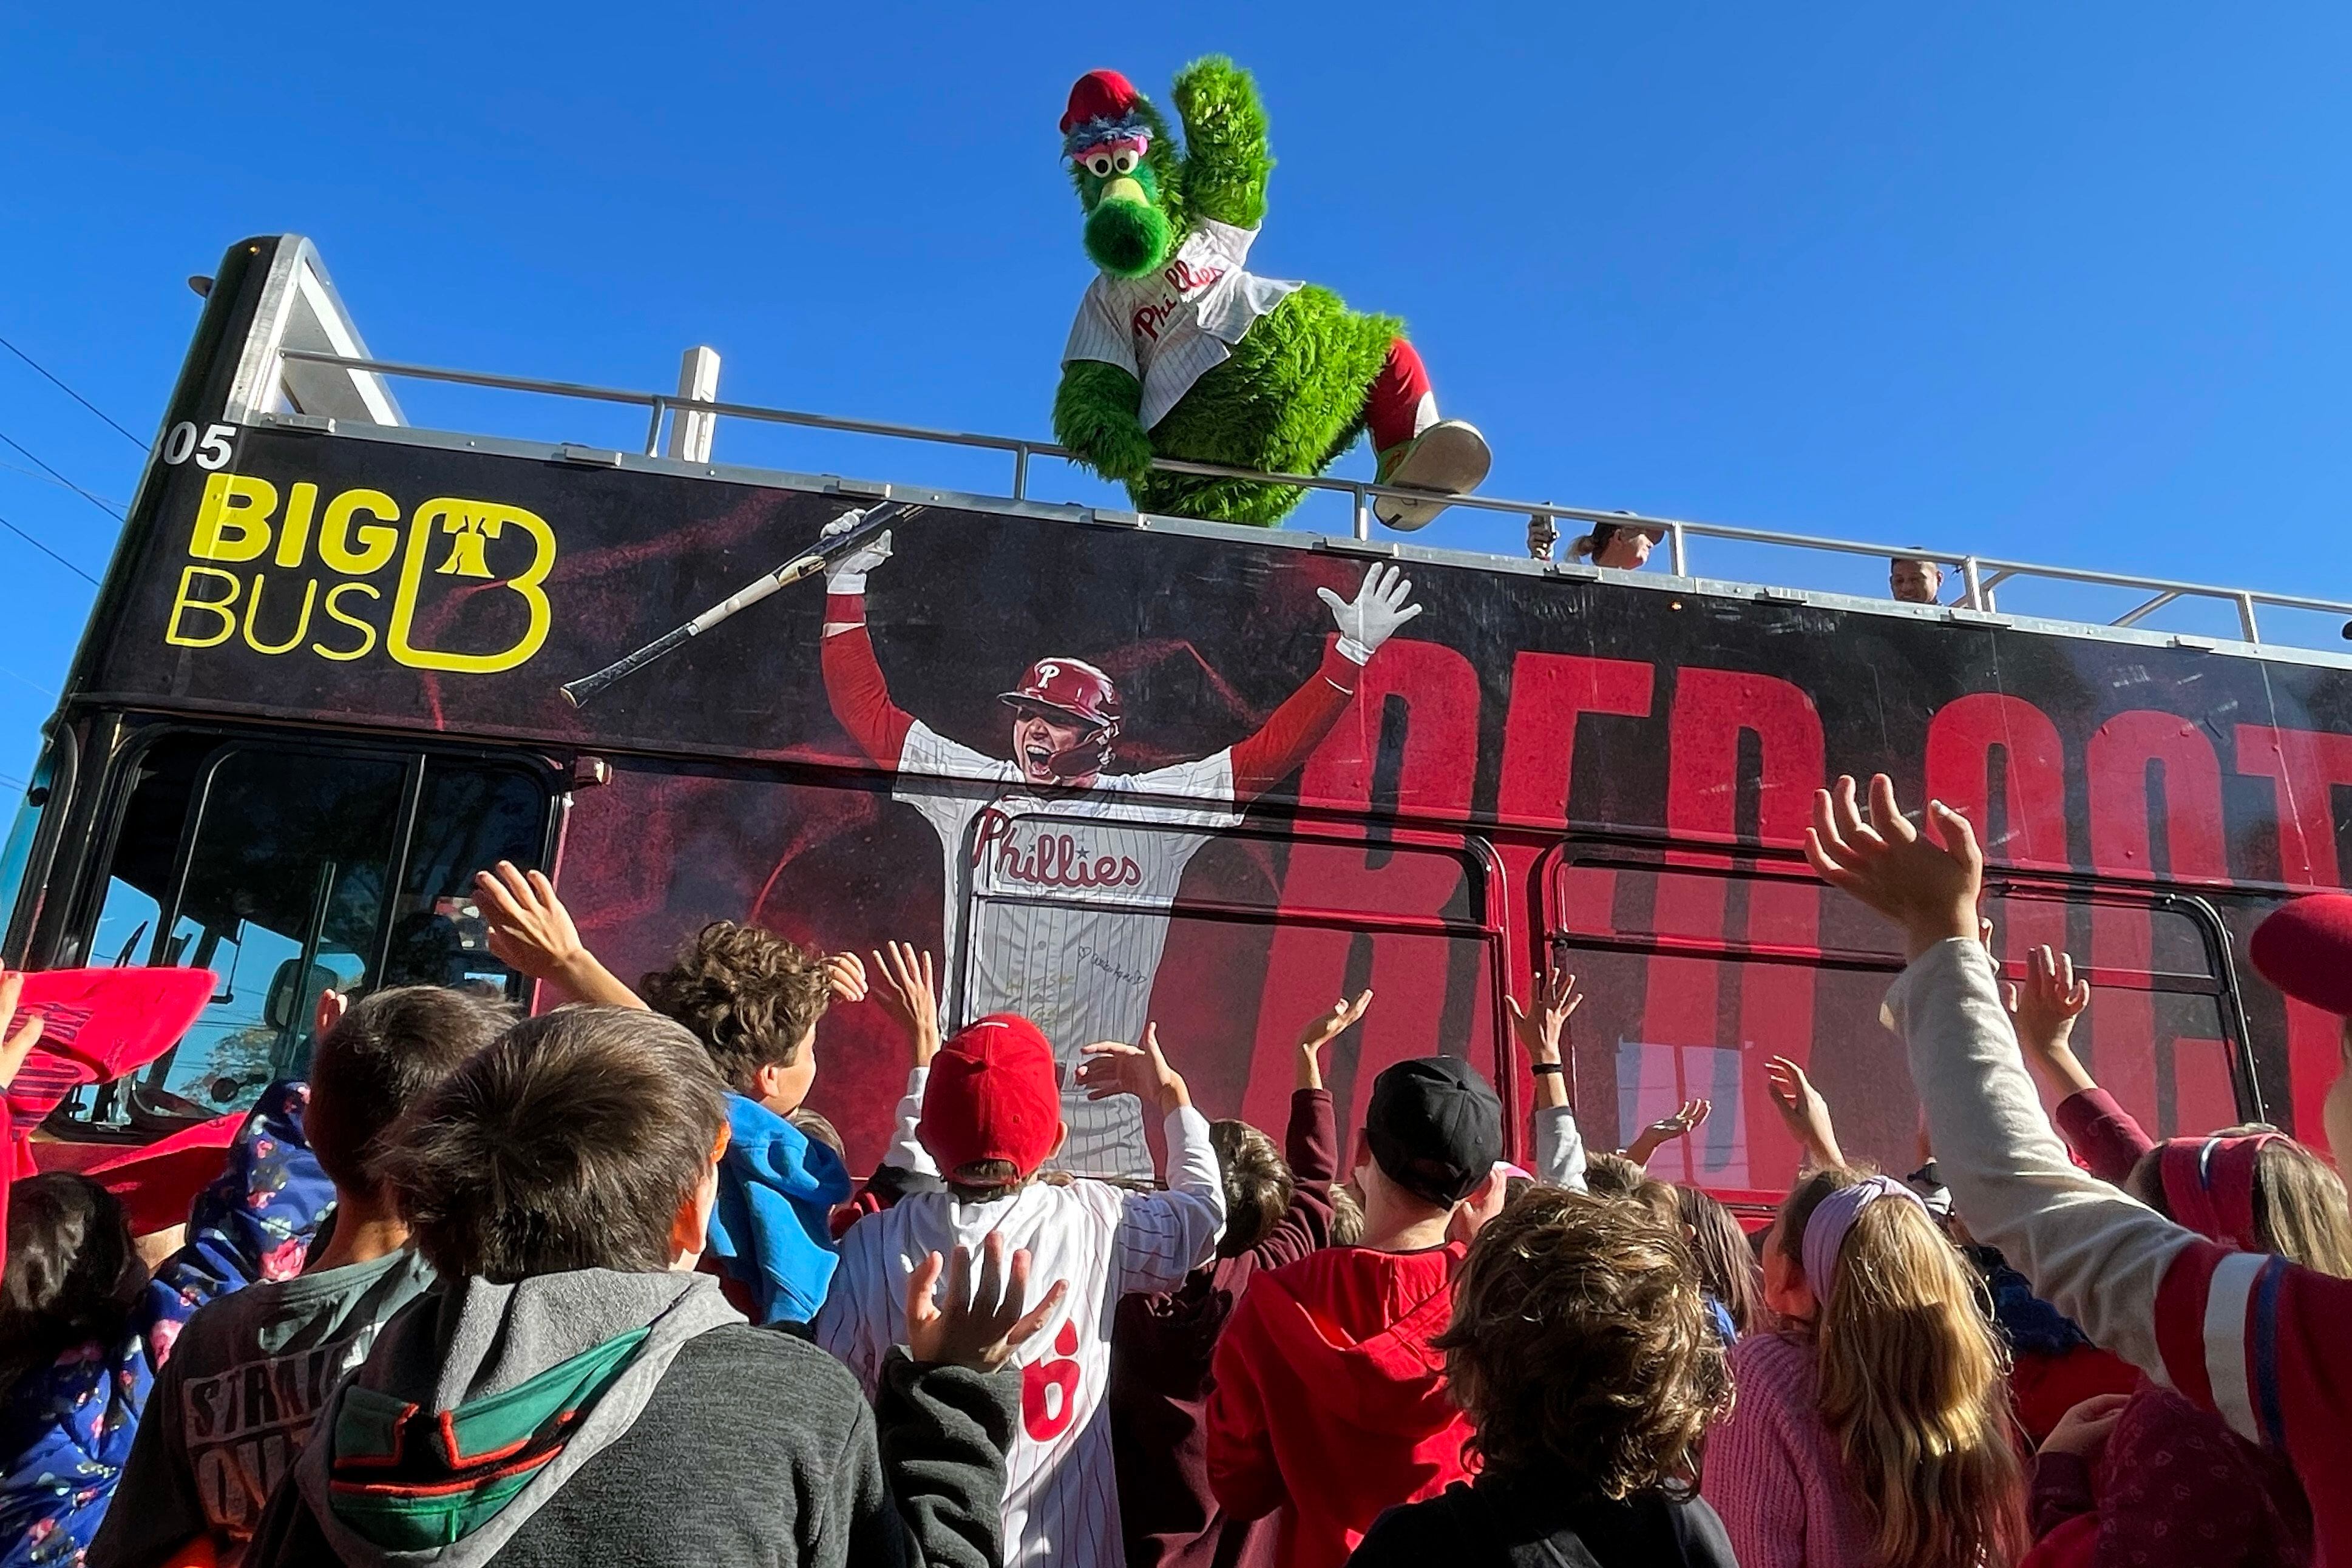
[1364,1056,1505,1208]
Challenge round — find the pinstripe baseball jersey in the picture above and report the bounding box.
[895,720,1242,1178]
[813,1095,1225,1568]
[1062,217,1302,430]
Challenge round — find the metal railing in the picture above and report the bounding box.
[274,346,2352,652]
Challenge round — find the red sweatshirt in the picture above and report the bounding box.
[1205,1241,1471,1568]
[821,589,1364,799]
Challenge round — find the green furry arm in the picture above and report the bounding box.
[1054,360,1155,483]
[1172,56,1271,229]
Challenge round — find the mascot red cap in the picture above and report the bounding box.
[1060,69,1140,135]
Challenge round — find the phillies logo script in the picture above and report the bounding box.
[972,808,1143,890]
[1130,257,1228,343]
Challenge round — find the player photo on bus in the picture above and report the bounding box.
[818,514,1423,1175]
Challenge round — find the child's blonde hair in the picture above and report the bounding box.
[1778,1168,2027,1568]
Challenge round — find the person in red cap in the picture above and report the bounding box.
[820,520,1423,1178]
[1803,772,2352,1568]
[813,1012,1224,1568]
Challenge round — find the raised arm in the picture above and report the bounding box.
[1231,564,1423,800]
[819,522,918,765]
[2005,942,2156,1184]
[1250,992,1361,1267]
[475,861,646,1009]
[1510,967,1588,1190]
[1171,56,1272,228]
[1074,1026,1227,1291]
[1807,774,2194,1379]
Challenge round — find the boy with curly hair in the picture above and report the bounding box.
[1349,1187,1738,1567]
[473,865,862,1324]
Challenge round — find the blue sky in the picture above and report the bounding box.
[4,4,2351,783]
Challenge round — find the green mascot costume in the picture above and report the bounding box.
[1052,58,1489,530]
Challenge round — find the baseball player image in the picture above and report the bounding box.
[819,516,1423,1175]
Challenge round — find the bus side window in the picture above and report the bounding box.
[64,738,549,1130]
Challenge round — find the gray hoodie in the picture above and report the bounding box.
[244,1269,1017,1567]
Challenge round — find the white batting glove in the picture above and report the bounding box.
[821,511,894,595]
[1316,561,1424,664]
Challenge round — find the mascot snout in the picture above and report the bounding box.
[1084,192,1170,278]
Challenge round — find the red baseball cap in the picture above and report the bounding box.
[920,1014,1063,1178]
[2251,893,2352,1016]
[1060,70,1140,136]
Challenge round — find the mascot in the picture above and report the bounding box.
[1052,58,1489,530]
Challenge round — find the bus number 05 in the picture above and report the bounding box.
[161,421,236,471]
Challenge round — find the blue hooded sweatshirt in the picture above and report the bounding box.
[703,1095,852,1325]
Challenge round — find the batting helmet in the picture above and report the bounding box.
[1000,658,1121,778]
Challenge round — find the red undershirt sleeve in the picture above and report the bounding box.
[1229,640,1361,803]
[821,591,915,765]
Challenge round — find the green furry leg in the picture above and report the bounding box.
[1134,287,1401,527]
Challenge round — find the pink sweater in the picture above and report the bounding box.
[1702,1332,1877,1568]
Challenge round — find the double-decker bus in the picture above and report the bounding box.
[12,234,2351,1203]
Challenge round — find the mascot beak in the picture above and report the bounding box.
[1099,174,1147,207]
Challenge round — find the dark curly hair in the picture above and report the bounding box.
[639,921,832,1095]
[1436,1186,1730,1499]
[1209,1118,1292,1257]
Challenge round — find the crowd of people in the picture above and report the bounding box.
[2,776,2350,1567]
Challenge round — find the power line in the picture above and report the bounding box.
[0,334,146,450]
[0,511,101,586]
[0,427,125,521]
[0,455,124,509]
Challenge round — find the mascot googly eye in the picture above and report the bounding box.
[1051,59,1491,531]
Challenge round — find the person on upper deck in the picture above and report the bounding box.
[1889,556,1944,604]
[1573,514,1663,571]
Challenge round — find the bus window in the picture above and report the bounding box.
[59,736,549,1130]
[1540,842,2248,1205]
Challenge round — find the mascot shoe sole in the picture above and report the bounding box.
[1373,420,1492,530]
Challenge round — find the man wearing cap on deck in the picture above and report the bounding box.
[1204,1055,1508,1568]
[814,1012,1224,1568]
[1800,772,2352,1568]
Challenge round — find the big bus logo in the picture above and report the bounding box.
[163,471,557,674]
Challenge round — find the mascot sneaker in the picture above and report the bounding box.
[1372,419,1491,530]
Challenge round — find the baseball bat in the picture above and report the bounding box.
[560,500,922,707]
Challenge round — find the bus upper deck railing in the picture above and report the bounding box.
[272,346,2352,653]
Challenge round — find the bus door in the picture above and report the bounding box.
[948,799,1512,1168]
[45,726,556,1135]
[1536,836,2254,1209]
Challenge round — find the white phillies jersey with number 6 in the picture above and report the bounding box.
[892,720,1242,1178]
[813,1092,1224,1568]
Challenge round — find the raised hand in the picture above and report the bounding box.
[1804,774,1983,961]
[1294,990,1371,1090]
[1625,1098,1711,1166]
[0,972,44,1092]
[2008,944,2095,1097]
[871,941,941,1067]
[825,950,869,1005]
[1506,968,1581,1069]
[1766,1055,1845,1169]
[819,510,893,593]
[1317,562,1423,664]
[1075,1023,1189,1112]
[903,1232,1069,1373]
[473,862,645,1009]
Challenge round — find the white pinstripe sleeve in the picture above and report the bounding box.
[810,1220,887,1397]
[1113,1104,1226,1294]
[881,1065,937,1177]
[1062,282,1136,375]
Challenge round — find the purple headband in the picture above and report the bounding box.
[1802,1174,1928,1294]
